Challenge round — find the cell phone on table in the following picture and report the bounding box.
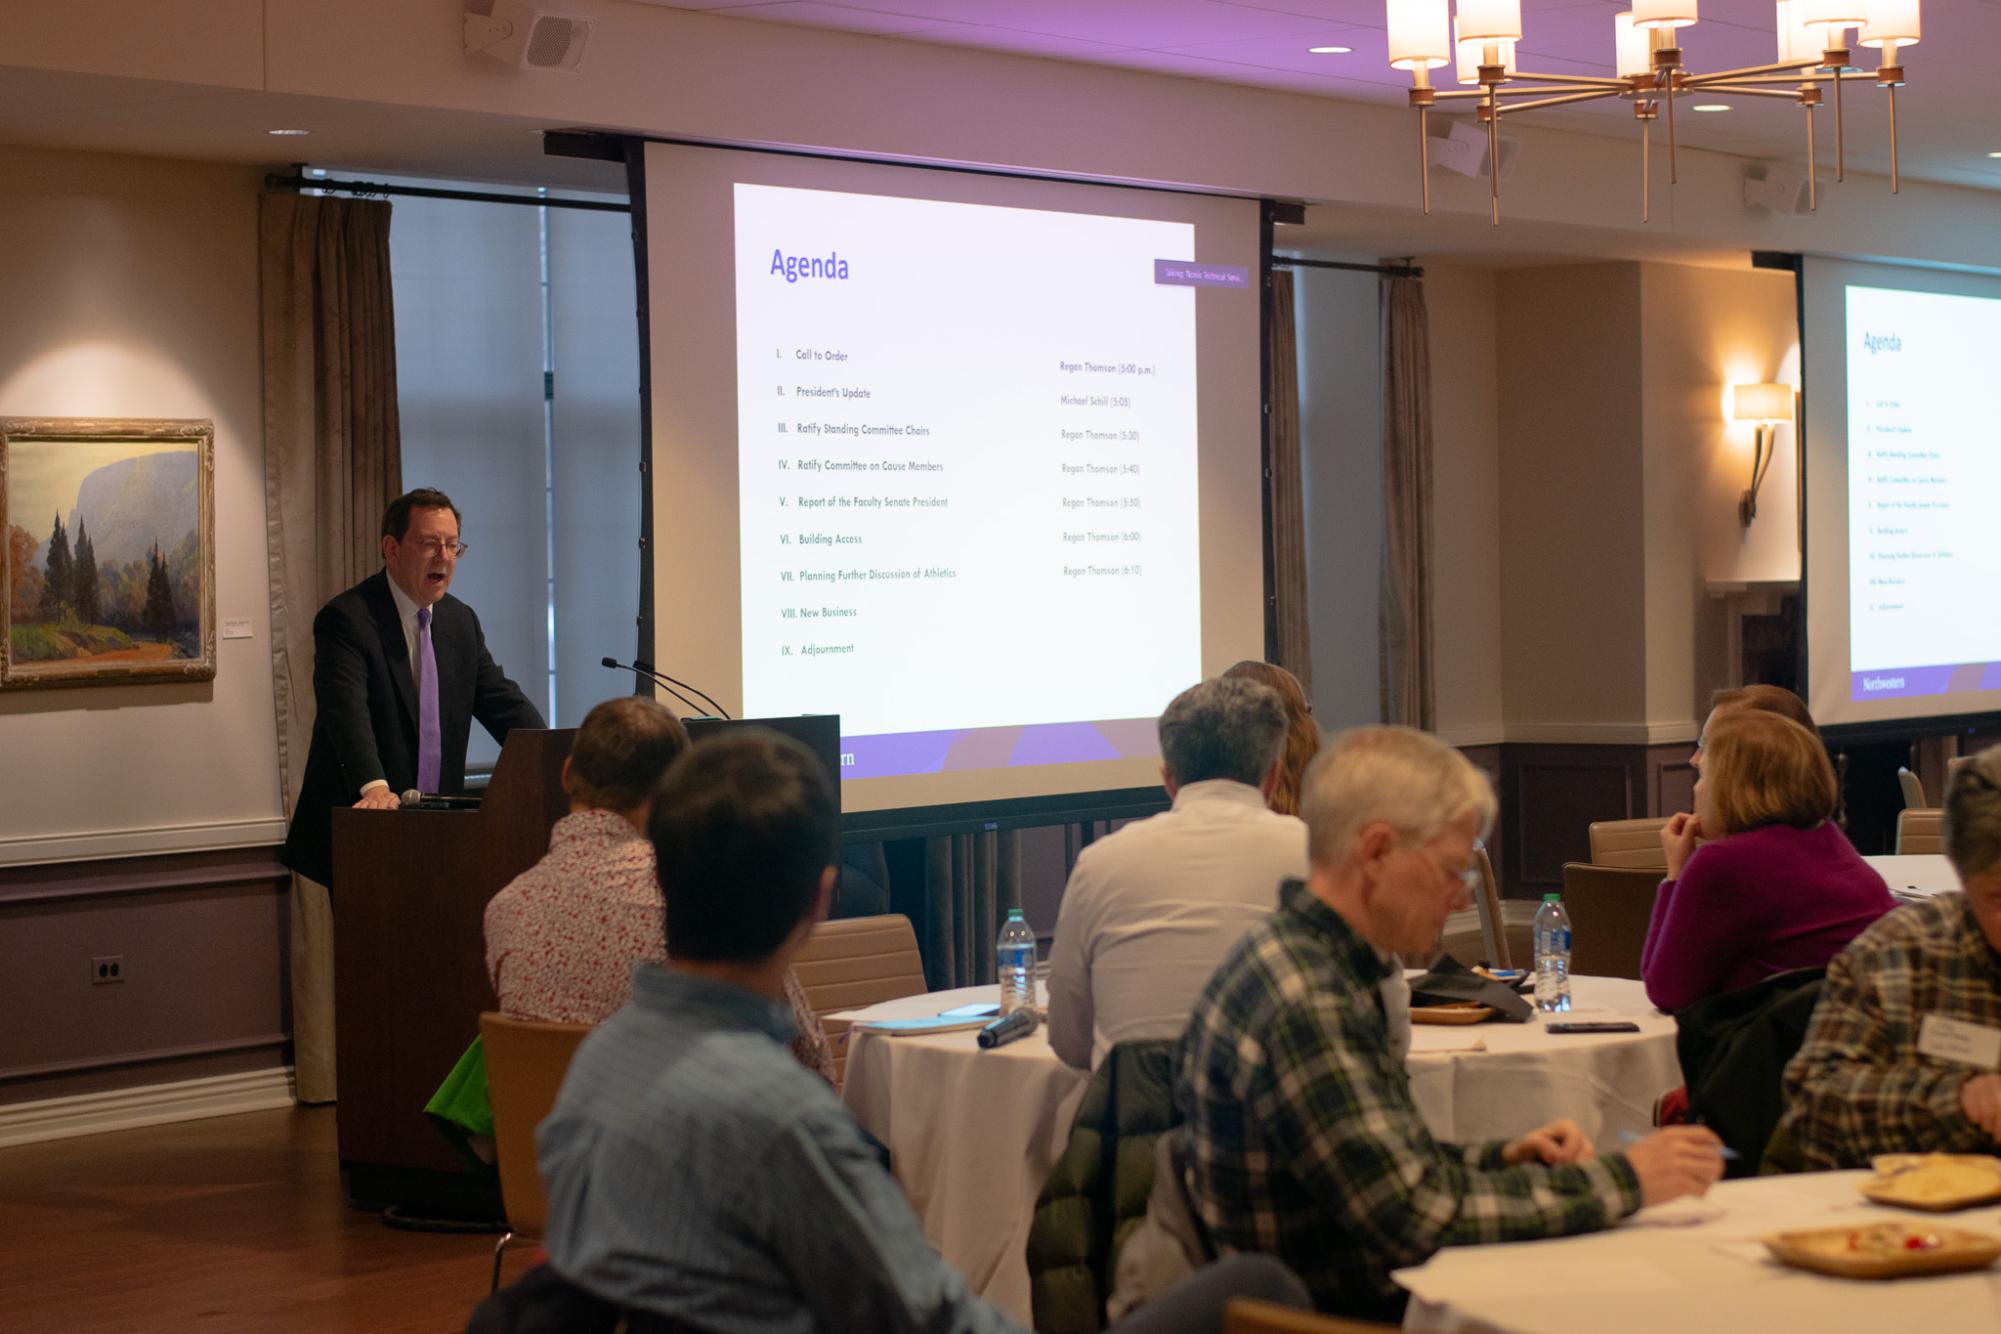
[1545,1020,1640,1034]
[938,1002,1001,1019]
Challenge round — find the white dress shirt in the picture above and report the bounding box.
[1044,779,1309,1069]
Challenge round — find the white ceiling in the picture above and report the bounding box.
[631,0,2001,191]
[0,1,1992,268]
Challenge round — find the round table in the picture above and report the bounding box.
[1398,1170,2001,1333]
[836,974,1680,1322]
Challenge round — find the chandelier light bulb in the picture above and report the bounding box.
[1386,0,1452,69]
[1631,0,1698,30]
[1454,17,1516,83]
[1859,0,1920,47]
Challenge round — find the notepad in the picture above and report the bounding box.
[851,1015,994,1036]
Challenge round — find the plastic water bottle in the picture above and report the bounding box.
[997,908,1038,1017]
[1533,893,1573,1013]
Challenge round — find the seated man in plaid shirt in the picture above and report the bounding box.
[1777,746,2001,1168]
[1175,726,1726,1321]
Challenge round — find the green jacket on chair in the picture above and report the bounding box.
[1025,1039,1180,1334]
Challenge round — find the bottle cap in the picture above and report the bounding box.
[1006,907,1025,918]
[1541,892,1562,903]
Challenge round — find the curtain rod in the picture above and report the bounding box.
[263,171,630,213]
[1271,255,1422,278]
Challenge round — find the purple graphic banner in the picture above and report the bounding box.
[840,718,1161,781]
[1153,259,1249,289]
[1851,661,2001,701]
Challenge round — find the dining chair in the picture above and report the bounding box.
[1585,817,1669,871]
[1896,807,1944,855]
[1558,862,1663,981]
[1471,845,1510,970]
[481,1011,592,1292]
[1896,766,1927,810]
[790,912,928,1089]
[1223,1299,1398,1333]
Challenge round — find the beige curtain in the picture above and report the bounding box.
[921,831,1022,990]
[1380,274,1436,730]
[261,193,402,1103]
[1267,269,1311,693]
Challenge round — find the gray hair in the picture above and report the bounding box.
[1301,725,1496,868]
[1158,677,1288,788]
[1944,747,2001,881]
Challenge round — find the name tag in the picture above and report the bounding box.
[1917,1015,2001,1071]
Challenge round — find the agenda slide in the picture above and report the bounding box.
[1804,259,2001,731]
[638,142,1266,822]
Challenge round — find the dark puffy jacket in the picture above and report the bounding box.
[1026,1040,1179,1333]
[1675,967,1826,1176]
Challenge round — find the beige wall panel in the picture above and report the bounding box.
[1425,264,1505,745]
[0,145,280,863]
[1496,263,1647,734]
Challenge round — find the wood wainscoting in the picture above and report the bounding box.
[0,845,292,1119]
[1470,741,1696,900]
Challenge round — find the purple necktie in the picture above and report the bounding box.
[416,606,441,794]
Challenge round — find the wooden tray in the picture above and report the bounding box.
[1861,1155,2001,1212]
[1411,1002,1496,1026]
[1762,1223,2001,1280]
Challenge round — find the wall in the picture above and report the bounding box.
[0,144,281,859]
[0,143,287,1106]
[1496,263,1649,739]
[1640,262,1802,725]
[1425,265,1505,746]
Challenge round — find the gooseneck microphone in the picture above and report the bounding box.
[601,657,702,716]
[633,660,732,720]
[977,1008,1039,1050]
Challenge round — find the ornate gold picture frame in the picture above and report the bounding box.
[1,417,217,689]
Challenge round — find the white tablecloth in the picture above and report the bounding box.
[1865,852,1959,900]
[837,975,1679,1323]
[1398,1170,2001,1333]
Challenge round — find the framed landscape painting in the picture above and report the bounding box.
[1,418,216,689]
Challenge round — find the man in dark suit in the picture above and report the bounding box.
[280,488,547,887]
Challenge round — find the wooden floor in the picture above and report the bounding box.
[0,1107,496,1333]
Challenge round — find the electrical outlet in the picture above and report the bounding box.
[90,955,124,985]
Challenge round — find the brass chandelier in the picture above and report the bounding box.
[1385,0,1922,222]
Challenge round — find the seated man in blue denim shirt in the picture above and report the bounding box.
[535,728,1305,1334]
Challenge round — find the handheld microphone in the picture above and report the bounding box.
[634,660,731,719]
[601,656,702,716]
[977,1008,1039,1050]
[399,789,481,810]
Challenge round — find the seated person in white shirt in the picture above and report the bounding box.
[1046,676,1306,1069]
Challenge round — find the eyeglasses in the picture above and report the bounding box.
[1411,843,1482,899]
[408,538,469,559]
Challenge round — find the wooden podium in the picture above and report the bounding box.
[330,727,574,1210]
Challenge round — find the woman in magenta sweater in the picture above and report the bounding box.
[1642,709,1895,1012]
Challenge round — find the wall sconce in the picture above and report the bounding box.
[1731,382,1795,527]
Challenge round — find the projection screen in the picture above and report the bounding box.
[634,142,1269,831]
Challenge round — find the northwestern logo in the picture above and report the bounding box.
[771,249,851,284]
[1862,332,1902,354]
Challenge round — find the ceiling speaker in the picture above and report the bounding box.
[1430,118,1521,183]
[1743,162,1811,216]
[464,1,593,71]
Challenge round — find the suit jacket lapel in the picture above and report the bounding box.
[363,572,419,734]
